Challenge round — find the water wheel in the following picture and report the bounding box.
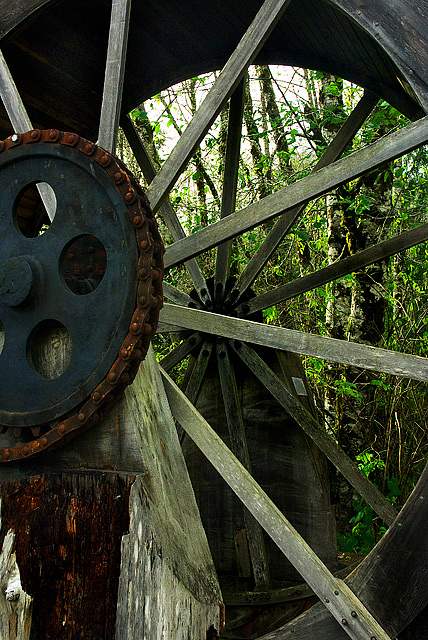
[0,1,428,639]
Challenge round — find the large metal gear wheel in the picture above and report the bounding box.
[0,130,163,461]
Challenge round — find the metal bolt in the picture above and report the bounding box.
[325,598,330,603]
[31,130,38,139]
[3,449,9,460]
[108,372,118,384]
[22,446,29,456]
[334,590,339,596]
[342,619,348,626]
[374,21,379,26]
[100,155,109,166]
[140,240,149,250]
[11,134,19,142]
[58,423,66,434]
[351,611,357,618]
[125,191,134,202]
[133,215,142,226]
[115,172,122,182]
[49,130,58,140]
[40,437,48,447]
[92,392,101,403]
[78,412,86,423]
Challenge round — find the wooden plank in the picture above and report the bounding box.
[216,342,271,589]
[159,304,428,382]
[259,458,428,639]
[161,368,392,640]
[230,341,396,525]
[229,91,378,301]
[240,221,428,315]
[0,49,56,220]
[146,0,292,212]
[214,80,245,297]
[162,282,201,309]
[159,332,202,372]
[121,115,212,304]
[164,115,428,269]
[97,0,132,154]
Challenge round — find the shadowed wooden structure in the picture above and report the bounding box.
[0,1,428,639]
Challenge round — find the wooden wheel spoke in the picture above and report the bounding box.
[121,115,212,303]
[162,283,201,309]
[159,332,202,372]
[214,80,245,298]
[161,368,392,640]
[239,221,428,315]
[229,91,379,302]
[183,339,213,406]
[230,341,396,524]
[164,114,428,270]
[216,341,271,589]
[159,304,428,382]
[0,50,56,220]
[146,0,292,212]
[97,0,132,154]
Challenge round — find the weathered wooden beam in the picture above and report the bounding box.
[216,342,271,590]
[229,91,378,301]
[146,0,292,212]
[121,115,212,304]
[230,341,396,524]
[161,368,392,640]
[214,80,245,297]
[98,0,132,154]
[159,304,428,382]
[159,332,202,372]
[239,221,428,315]
[164,115,428,269]
[0,49,56,220]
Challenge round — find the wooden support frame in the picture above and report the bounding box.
[161,368,392,640]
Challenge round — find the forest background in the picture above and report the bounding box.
[118,65,428,553]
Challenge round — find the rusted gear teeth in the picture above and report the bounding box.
[0,130,164,463]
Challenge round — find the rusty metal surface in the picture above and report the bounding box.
[0,129,163,462]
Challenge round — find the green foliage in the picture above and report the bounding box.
[338,453,400,553]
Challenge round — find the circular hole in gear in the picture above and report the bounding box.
[0,319,4,357]
[27,320,72,380]
[14,182,57,237]
[59,235,107,295]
